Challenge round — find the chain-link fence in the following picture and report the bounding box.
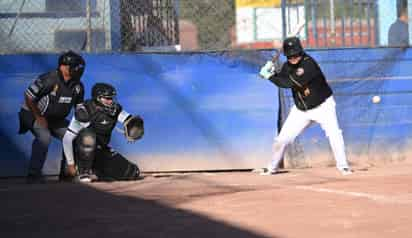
[0,0,408,53]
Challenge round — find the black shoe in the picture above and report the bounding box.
[26,174,46,184]
[75,170,98,183]
[76,173,92,183]
[59,174,75,183]
[134,175,145,181]
[134,169,144,180]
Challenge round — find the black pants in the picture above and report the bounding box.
[19,109,68,177]
[92,146,140,181]
[68,128,140,181]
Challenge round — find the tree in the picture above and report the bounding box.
[179,0,235,50]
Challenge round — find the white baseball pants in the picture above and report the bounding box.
[268,96,350,172]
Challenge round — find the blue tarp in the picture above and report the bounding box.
[0,51,278,176]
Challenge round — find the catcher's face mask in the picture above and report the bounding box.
[99,96,115,107]
[97,96,118,116]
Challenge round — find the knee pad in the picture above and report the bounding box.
[75,129,96,170]
[77,129,96,156]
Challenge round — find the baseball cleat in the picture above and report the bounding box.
[339,168,353,176]
[76,170,98,183]
[259,168,278,175]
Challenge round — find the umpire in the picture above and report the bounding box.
[18,50,85,183]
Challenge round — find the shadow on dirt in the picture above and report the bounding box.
[0,180,280,238]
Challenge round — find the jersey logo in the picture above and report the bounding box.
[101,119,110,125]
[51,84,59,96]
[58,96,72,103]
[74,85,82,95]
[296,67,304,76]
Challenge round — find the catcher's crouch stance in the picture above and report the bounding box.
[60,83,144,182]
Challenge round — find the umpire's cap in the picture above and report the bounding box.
[58,50,86,79]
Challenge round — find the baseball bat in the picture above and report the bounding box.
[259,20,306,78]
[270,20,306,62]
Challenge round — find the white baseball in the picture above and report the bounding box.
[372,95,381,104]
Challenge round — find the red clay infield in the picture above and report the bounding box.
[1,161,412,238]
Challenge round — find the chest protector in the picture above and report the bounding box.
[84,100,122,146]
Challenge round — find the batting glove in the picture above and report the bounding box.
[259,61,275,79]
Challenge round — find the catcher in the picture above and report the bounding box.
[61,83,144,182]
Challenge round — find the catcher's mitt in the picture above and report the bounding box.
[123,115,144,142]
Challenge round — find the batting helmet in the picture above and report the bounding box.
[283,37,304,58]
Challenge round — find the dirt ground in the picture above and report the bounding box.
[1,161,412,238]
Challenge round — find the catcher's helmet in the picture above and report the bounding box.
[92,83,118,115]
[283,37,304,57]
[91,83,118,115]
[58,50,85,79]
[92,83,116,100]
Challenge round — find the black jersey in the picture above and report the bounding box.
[268,53,333,111]
[25,70,84,121]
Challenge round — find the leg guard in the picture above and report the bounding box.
[74,128,96,174]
